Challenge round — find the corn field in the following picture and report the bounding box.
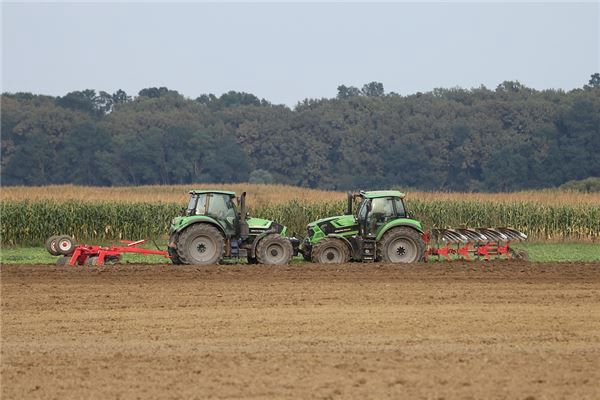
[1,199,598,245]
[2,184,600,206]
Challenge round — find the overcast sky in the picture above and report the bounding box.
[2,2,598,106]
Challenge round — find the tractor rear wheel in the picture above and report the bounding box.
[256,234,293,265]
[177,224,225,265]
[378,227,425,263]
[311,237,350,264]
[168,246,183,265]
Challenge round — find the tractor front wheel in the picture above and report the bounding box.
[256,234,293,265]
[311,237,350,264]
[378,227,425,263]
[177,224,225,265]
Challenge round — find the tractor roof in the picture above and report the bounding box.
[189,190,236,197]
[361,190,405,199]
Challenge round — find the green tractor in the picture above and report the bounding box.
[301,190,425,263]
[168,190,299,265]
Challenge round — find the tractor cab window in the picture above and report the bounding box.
[371,198,395,217]
[367,197,396,235]
[191,194,207,215]
[187,196,196,214]
[207,194,237,222]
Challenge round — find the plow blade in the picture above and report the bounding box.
[425,227,527,261]
[430,227,527,243]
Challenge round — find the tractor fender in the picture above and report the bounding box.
[376,219,424,241]
[170,218,226,247]
[325,234,353,252]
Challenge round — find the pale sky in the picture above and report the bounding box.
[2,1,599,106]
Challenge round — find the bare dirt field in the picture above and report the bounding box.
[2,262,600,399]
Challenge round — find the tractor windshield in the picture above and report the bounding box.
[186,194,207,215]
[357,199,368,221]
[371,198,395,217]
[186,196,196,213]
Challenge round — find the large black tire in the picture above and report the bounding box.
[510,248,529,261]
[311,237,350,264]
[302,251,312,262]
[45,235,61,256]
[256,234,293,265]
[85,256,100,266]
[168,246,183,265]
[176,224,225,265]
[56,256,70,266]
[378,227,425,263]
[106,255,122,264]
[55,235,76,256]
[300,240,312,261]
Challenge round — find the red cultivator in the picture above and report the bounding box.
[46,235,170,266]
[424,227,528,261]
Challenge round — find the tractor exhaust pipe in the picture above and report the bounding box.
[239,192,249,240]
[346,191,353,215]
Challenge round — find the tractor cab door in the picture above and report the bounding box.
[205,194,238,236]
[359,197,399,237]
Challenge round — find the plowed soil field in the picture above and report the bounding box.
[2,262,600,399]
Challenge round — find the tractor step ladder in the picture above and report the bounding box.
[361,237,377,262]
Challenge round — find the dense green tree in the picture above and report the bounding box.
[560,177,600,192]
[112,89,131,105]
[2,76,599,191]
[361,81,384,97]
[56,89,99,114]
[587,73,600,88]
[138,87,180,98]
[249,169,275,184]
[337,85,361,99]
[54,123,115,185]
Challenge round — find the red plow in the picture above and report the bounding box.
[424,227,528,261]
[46,235,170,266]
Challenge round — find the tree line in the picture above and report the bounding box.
[2,74,599,191]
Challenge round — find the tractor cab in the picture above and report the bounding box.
[354,191,408,238]
[186,191,239,236]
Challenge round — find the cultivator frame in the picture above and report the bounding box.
[424,228,527,261]
[47,236,170,266]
